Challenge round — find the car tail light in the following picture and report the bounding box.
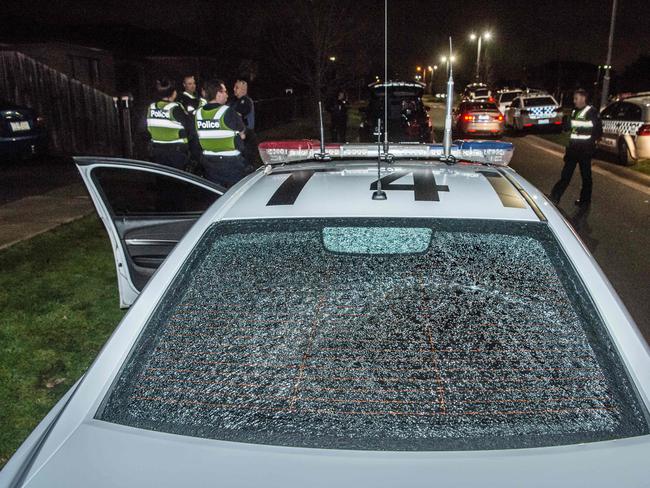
[638,124,650,136]
[495,114,504,121]
[463,114,474,122]
[554,120,562,125]
[524,123,534,128]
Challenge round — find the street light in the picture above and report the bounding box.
[469,31,492,81]
[440,55,456,74]
[329,56,337,62]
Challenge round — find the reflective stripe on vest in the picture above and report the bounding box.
[570,105,594,140]
[146,102,187,144]
[195,105,240,156]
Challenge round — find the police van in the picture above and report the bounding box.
[2,138,649,488]
[597,92,650,164]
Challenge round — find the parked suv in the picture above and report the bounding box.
[359,81,432,143]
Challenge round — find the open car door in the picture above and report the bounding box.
[74,157,224,308]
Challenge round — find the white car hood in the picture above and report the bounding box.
[21,421,650,488]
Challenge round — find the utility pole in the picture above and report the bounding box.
[600,0,617,108]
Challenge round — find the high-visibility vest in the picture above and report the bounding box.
[146,101,187,144]
[195,105,240,156]
[570,105,594,141]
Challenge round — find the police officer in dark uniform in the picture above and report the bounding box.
[145,78,197,170]
[195,79,249,187]
[327,89,349,142]
[550,88,603,207]
[177,75,201,115]
[229,78,259,166]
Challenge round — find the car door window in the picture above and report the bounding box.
[92,167,218,217]
[620,102,642,122]
[76,159,224,307]
[600,102,619,120]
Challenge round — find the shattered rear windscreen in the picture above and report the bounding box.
[97,218,649,450]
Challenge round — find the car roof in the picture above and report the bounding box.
[221,161,541,222]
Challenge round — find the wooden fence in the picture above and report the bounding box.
[0,51,121,155]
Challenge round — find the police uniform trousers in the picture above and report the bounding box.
[201,154,249,188]
[150,143,189,170]
[550,145,593,204]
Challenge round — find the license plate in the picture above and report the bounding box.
[538,119,549,125]
[478,115,490,121]
[10,121,30,132]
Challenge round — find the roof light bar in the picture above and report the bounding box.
[259,140,514,167]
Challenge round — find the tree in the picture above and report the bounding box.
[266,0,375,106]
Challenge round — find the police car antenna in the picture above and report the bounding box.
[315,101,330,160]
[441,36,456,165]
[383,0,389,155]
[372,118,387,200]
[372,0,389,201]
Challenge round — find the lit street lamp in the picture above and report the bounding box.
[440,55,456,74]
[469,31,492,82]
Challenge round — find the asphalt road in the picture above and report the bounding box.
[427,102,650,342]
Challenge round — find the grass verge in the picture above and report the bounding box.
[0,216,123,468]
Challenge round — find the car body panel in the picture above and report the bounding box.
[4,156,650,488]
[17,421,650,488]
[223,162,537,221]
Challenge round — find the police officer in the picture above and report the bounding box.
[550,88,603,207]
[327,90,349,142]
[229,78,258,165]
[177,75,202,114]
[145,78,195,169]
[195,79,248,187]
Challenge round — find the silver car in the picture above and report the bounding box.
[1,141,649,487]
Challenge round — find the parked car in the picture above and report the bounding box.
[597,92,650,164]
[496,88,523,114]
[463,82,491,100]
[454,100,504,137]
[0,99,47,159]
[359,81,432,143]
[1,140,649,487]
[504,93,563,132]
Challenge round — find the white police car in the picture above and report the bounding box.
[597,92,650,164]
[504,92,563,132]
[1,140,649,488]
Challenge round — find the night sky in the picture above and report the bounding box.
[4,0,649,79]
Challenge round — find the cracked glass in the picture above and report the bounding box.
[96,218,649,450]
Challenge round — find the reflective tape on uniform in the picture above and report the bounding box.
[146,118,184,129]
[203,149,241,156]
[570,134,591,140]
[151,138,188,144]
[197,129,237,139]
[571,120,594,128]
